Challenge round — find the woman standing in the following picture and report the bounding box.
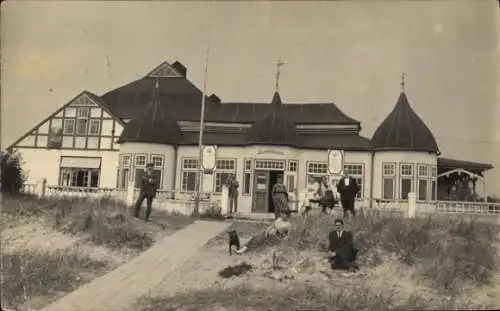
[319,175,336,214]
[272,176,289,219]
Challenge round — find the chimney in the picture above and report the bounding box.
[209,93,221,104]
[171,61,187,78]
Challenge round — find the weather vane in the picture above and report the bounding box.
[275,57,285,92]
[401,72,406,91]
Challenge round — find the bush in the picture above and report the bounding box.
[1,248,109,309]
[1,150,25,196]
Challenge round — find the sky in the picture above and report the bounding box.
[1,1,499,194]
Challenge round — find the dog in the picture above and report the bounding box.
[228,230,241,255]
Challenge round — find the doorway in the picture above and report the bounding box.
[252,170,284,213]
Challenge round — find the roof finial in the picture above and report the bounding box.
[275,57,285,92]
[401,72,406,92]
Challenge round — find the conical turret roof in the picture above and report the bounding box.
[117,79,182,145]
[245,91,299,146]
[370,92,439,153]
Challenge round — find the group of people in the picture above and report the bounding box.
[235,211,358,271]
[132,164,359,270]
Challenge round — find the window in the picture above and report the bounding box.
[288,160,298,172]
[117,154,131,188]
[75,107,91,135]
[118,168,130,188]
[151,155,164,168]
[344,164,364,199]
[214,159,236,193]
[76,119,88,135]
[63,119,75,134]
[431,166,437,201]
[307,162,328,175]
[121,154,131,167]
[181,158,199,192]
[77,107,91,118]
[400,163,414,200]
[89,119,101,135]
[286,175,296,192]
[242,158,252,195]
[255,159,285,170]
[382,163,395,200]
[135,154,147,167]
[418,165,429,201]
[59,168,100,187]
[306,162,328,194]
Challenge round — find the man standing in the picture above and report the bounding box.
[336,172,360,218]
[226,174,239,216]
[134,163,157,222]
[328,219,358,270]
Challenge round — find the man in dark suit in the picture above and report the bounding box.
[336,172,360,218]
[226,174,239,216]
[328,219,358,270]
[134,163,158,222]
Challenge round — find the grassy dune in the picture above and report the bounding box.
[139,211,500,311]
[1,195,193,310]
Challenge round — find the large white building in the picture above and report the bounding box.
[9,61,494,214]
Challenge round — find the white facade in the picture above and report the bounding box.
[115,143,439,214]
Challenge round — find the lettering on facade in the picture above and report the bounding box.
[256,149,284,156]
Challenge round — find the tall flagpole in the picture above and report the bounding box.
[194,0,215,216]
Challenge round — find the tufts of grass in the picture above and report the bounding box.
[136,282,472,311]
[287,212,500,292]
[2,195,193,251]
[1,248,109,309]
[209,211,499,293]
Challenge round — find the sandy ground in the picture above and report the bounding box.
[141,226,500,311]
[0,212,191,311]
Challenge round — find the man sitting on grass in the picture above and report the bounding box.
[327,219,359,271]
[235,209,292,254]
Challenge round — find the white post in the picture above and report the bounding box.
[220,185,229,216]
[407,192,416,218]
[126,180,135,205]
[35,179,44,197]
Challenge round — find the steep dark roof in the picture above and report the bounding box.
[117,80,182,145]
[370,92,439,153]
[101,61,361,125]
[245,92,300,147]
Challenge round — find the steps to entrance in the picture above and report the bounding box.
[39,221,231,311]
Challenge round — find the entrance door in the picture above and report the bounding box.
[252,171,270,213]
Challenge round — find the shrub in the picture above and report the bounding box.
[1,150,25,196]
[1,248,108,309]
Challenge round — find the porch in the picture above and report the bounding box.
[436,157,494,202]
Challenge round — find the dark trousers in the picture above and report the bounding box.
[341,199,356,218]
[134,191,154,221]
[228,195,238,214]
[329,247,358,270]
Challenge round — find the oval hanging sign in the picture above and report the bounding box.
[202,145,217,170]
[328,149,344,175]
